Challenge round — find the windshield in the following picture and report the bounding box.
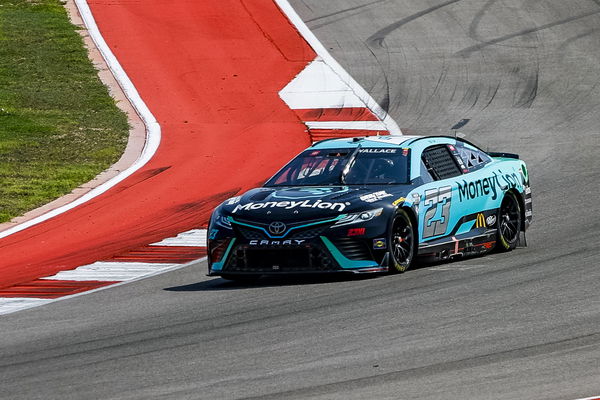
[265,148,409,186]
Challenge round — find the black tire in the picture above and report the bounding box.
[220,274,261,283]
[497,191,522,251]
[389,210,416,273]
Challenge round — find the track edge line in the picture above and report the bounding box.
[0,0,161,240]
[273,0,402,135]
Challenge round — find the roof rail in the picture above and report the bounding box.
[311,136,365,147]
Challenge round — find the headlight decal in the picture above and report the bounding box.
[214,214,232,228]
[332,208,383,227]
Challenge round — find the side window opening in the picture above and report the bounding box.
[457,145,492,171]
[420,159,434,183]
[421,145,462,180]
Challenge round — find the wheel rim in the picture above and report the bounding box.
[500,195,521,244]
[392,216,413,265]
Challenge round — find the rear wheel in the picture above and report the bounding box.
[497,192,522,251]
[389,210,415,273]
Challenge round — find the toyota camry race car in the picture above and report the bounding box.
[207,135,532,280]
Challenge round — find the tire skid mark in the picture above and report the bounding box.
[307,0,392,30]
[557,28,599,51]
[364,42,392,112]
[366,0,463,48]
[468,0,498,44]
[456,9,600,57]
[306,0,390,24]
[513,62,539,108]
[482,80,501,110]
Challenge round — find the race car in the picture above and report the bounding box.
[207,135,532,280]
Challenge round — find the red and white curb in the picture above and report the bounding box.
[0,0,400,316]
[0,229,207,315]
[275,0,402,141]
[279,57,396,141]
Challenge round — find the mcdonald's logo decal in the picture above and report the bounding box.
[475,213,487,228]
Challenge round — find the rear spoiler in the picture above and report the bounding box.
[487,151,520,159]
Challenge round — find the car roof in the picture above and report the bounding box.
[311,135,420,149]
[310,135,428,149]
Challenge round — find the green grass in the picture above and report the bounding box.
[0,0,129,223]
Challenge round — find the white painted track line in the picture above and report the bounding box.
[0,0,160,240]
[274,0,402,135]
[281,90,366,109]
[0,298,54,315]
[305,120,388,130]
[151,229,207,247]
[283,58,352,92]
[41,262,178,282]
[280,59,366,109]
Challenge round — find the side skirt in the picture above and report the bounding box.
[417,230,497,261]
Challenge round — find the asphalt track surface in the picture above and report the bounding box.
[1,0,600,399]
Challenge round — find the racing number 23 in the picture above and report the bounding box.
[423,186,452,239]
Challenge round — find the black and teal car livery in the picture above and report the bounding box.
[207,135,532,280]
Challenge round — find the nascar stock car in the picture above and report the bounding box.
[207,135,532,280]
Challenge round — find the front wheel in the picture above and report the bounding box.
[496,192,522,251]
[389,210,415,273]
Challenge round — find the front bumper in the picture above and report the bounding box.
[208,236,388,276]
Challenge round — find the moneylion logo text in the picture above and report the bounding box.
[232,199,347,213]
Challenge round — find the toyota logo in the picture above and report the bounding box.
[268,221,287,235]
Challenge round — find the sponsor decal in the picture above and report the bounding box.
[412,193,421,205]
[309,150,320,156]
[373,238,387,249]
[360,191,393,203]
[359,148,398,153]
[457,173,499,202]
[457,171,522,202]
[520,165,529,184]
[268,221,286,235]
[392,197,406,206]
[486,215,497,226]
[501,171,521,189]
[232,199,347,213]
[208,229,219,239]
[453,153,467,171]
[226,196,241,205]
[475,213,487,228]
[347,227,366,237]
[411,193,421,214]
[249,239,306,246]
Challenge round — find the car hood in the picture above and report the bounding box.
[219,186,412,221]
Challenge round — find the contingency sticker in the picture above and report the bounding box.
[360,191,392,203]
[373,238,387,249]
